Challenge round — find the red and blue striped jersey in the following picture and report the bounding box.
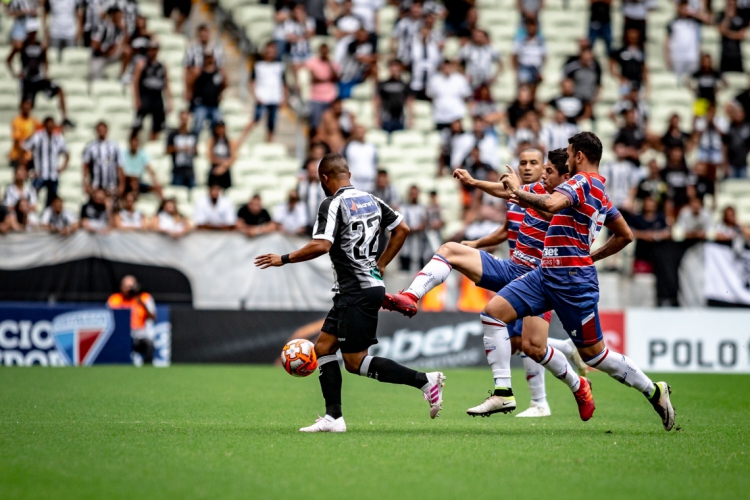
[541,172,622,284]
[511,182,549,269]
[506,201,525,252]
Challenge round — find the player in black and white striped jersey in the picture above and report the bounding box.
[255,153,446,433]
[83,121,124,197]
[24,117,69,207]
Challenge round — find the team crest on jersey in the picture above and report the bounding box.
[348,196,377,215]
[52,310,115,366]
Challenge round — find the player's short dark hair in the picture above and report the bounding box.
[319,153,349,177]
[568,131,602,165]
[377,169,388,176]
[548,148,568,175]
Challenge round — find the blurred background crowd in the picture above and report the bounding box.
[1,0,749,308]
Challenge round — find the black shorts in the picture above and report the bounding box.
[207,167,232,189]
[322,287,385,354]
[22,79,60,104]
[133,101,166,134]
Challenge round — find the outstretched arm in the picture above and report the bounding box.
[254,239,333,269]
[591,215,633,263]
[453,169,513,199]
[377,220,410,275]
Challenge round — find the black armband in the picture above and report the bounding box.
[281,254,291,265]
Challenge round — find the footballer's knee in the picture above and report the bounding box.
[314,331,339,357]
[342,352,367,374]
[522,337,547,363]
[437,242,462,261]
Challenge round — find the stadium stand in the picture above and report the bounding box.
[1,0,750,307]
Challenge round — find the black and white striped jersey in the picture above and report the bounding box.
[458,42,500,88]
[82,139,122,191]
[184,42,225,68]
[313,185,403,294]
[24,130,68,181]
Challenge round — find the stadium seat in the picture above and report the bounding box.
[249,143,288,160]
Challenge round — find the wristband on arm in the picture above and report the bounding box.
[281,254,291,265]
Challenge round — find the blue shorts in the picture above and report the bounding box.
[498,266,603,347]
[476,251,551,338]
[476,251,527,293]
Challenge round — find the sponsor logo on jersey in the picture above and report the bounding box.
[348,196,377,215]
[52,310,115,366]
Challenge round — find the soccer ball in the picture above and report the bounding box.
[281,339,318,377]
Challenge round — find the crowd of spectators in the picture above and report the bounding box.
[2,0,750,282]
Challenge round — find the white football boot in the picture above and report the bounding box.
[650,381,675,431]
[423,372,446,419]
[515,401,551,418]
[299,415,347,433]
[466,391,517,417]
[565,339,589,377]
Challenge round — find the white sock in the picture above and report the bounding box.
[540,346,580,392]
[481,313,512,389]
[586,348,655,395]
[404,254,452,300]
[547,337,574,358]
[521,354,546,404]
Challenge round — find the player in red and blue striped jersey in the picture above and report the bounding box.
[484,132,676,431]
[384,149,590,419]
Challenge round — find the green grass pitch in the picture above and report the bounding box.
[1,366,748,499]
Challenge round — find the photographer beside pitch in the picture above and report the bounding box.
[107,275,157,365]
[255,153,446,433]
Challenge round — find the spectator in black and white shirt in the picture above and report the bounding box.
[25,116,68,206]
[184,24,225,91]
[250,42,287,143]
[188,51,226,137]
[458,29,502,89]
[132,41,172,141]
[80,187,111,233]
[408,23,442,101]
[4,163,38,211]
[392,2,423,66]
[337,27,376,99]
[43,0,78,61]
[81,0,105,48]
[83,121,124,196]
[237,194,276,237]
[284,3,315,72]
[375,60,410,133]
[166,110,198,188]
[40,196,77,235]
[89,6,125,81]
[600,144,644,214]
